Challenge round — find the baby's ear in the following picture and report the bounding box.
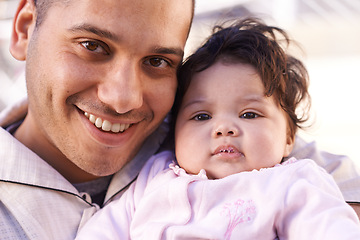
[10,0,36,61]
[283,134,295,157]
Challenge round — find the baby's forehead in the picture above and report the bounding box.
[181,84,271,110]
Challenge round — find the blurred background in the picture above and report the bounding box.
[1,0,359,166]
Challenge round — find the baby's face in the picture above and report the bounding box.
[174,61,294,179]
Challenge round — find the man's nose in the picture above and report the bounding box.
[97,63,143,114]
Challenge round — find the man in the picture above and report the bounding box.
[0,0,359,239]
[0,0,194,239]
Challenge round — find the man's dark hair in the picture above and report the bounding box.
[33,0,57,27]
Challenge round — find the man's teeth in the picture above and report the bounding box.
[84,112,130,133]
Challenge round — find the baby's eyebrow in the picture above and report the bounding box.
[181,99,205,110]
[239,94,268,103]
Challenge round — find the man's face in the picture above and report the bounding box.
[14,0,192,181]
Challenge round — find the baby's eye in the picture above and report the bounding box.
[193,113,211,121]
[240,112,259,119]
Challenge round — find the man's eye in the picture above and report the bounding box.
[240,112,259,119]
[193,113,211,121]
[80,41,107,54]
[146,57,169,68]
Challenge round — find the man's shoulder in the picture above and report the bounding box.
[0,97,28,128]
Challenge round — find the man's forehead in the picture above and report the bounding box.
[55,0,193,29]
[41,0,193,55]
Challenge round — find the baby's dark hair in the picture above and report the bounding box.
[172,17,311,140]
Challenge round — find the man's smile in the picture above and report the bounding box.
[84,112,131,133]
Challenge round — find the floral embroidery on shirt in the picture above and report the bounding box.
[222,199,256,240]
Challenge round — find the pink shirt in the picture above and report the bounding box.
[76,151,360,239]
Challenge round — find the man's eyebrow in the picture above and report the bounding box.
[68,24,184,57]
[152,47,184,58]
[68,24,119,42]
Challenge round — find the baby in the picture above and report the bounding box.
[76,18,360,240]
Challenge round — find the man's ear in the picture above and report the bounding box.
[10,0,36,61]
